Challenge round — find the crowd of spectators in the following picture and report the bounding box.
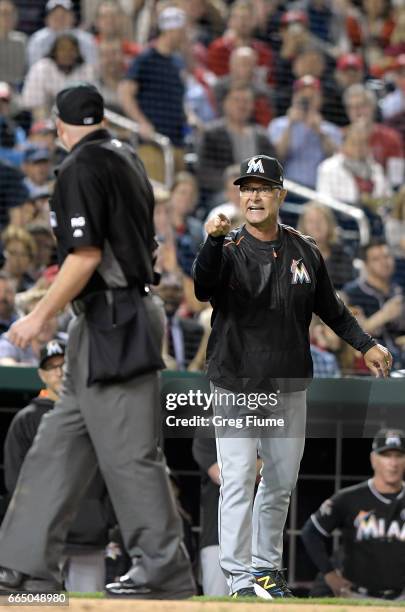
[0,0,405,376]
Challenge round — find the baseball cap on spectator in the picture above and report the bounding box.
[24,146,51,164]
[54,83,104,126]
[293,75,321,92]
[158,7,186,32]
[29,119,56,136]
[337,54,364,71]
[0,82,11,101]
[39,339,65,369]
[233,155,284,187]
[280,10,308,27]
[372,429,405,454]
[45,0,73,13]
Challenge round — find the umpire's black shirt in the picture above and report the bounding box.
[50,129,156,297]
[193,224,376,392]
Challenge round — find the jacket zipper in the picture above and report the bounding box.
[272,248,281,310]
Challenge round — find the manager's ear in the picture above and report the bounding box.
[278,188,288,206]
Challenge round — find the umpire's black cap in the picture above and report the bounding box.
[233,155,284,187]
[39,339,66,369]
[54,83,104,126]
[372,428,405,454]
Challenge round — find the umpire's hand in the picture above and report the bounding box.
[205,214,231,237]
[364,344,393,377]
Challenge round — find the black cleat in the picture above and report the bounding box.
[253,568,294,598]
[0,567,24,591]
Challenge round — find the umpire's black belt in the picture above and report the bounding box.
[72,286,149,316]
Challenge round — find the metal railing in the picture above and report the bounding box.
[284,179,371,246]
[104,109,175,190]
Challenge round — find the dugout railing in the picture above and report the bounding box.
[0,370,404,590]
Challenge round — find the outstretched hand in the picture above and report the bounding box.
[364,344,393,378]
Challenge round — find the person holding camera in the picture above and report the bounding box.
[268,74,341,189]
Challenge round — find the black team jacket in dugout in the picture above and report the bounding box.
[193,224,376,392]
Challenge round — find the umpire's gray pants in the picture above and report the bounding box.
[0,296,194,594]
[213,386,306,594]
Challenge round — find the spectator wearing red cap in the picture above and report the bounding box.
[344,83,404,188]
[207,0,274,84]
[268,74,341,189]
[0,0,26,87]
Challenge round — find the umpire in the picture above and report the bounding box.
[192,154,392,599]
[0,83,195,598]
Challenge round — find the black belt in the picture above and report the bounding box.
[72,286,149,316]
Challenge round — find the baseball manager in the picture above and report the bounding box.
[193,154,392,598]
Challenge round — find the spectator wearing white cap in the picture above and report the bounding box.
[26,0,98,68]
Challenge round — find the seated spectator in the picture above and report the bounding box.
[345,0,394,51]
[305,0,349,56]
[0,0,26,87]
[0,159,30,229]
[317,53,364,127]
[180,0,227,48]
[0,287,62,365]
[213,46,274,127]
[0,81,26,166]
[169,172,203,277]
[197,84,275,201]
[27,0,98,68]
[274,10,314,114]
[207,0,274,83]
[3,338,110,591]
[1,225,36,291]
[269,75,341,189]
[344,83,404,188]
[26,224,55,280]
[316,123,390,207]
[298,201,356,290]
[118,5,187,160]
[155,271,204,370]
[343,240,405,369]
[93,0,141,65]
[310,344,341,378]
[28,119,57,154]
[96,38,126,112]
[22,146,52,198]
[381,54,405,146]
[22,32,96,119]
[0,270,16,332]
[302,429,405,600]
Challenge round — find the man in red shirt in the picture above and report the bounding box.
[207,0,274,84]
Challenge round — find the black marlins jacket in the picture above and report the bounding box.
[193,224,376,392]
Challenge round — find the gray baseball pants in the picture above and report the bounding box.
[0,296,194,595]
[213,385,306,594]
